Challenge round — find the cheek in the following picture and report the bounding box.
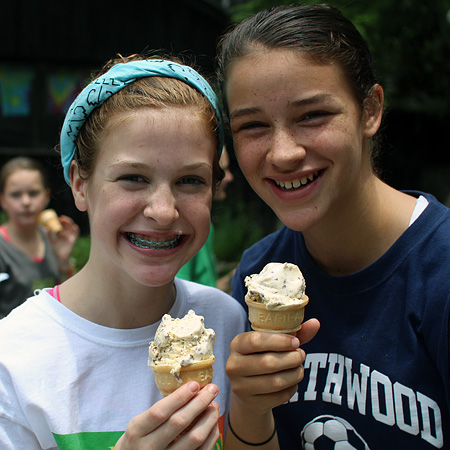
[234,142,261,178]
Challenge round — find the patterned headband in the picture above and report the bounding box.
[60,59,224,185]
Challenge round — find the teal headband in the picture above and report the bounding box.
[60,59,224,185]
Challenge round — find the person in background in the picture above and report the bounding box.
[0,156,79,317]
[0,54,248,450]
[216,4,450,449]
[177,145,234,289]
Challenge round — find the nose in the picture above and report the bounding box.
[21,193,32,206]
[143,187,179,225]
[267,127,306,170]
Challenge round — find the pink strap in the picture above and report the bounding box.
[0,225,10,242]
[48,285,61,302]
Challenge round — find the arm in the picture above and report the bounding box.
[224,319,320,450]
[115,382,220,450]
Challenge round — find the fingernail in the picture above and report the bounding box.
[291,337,300,348]
[208,384,219,395]
[188,382,200,393]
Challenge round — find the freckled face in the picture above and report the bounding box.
[226,49,376,231]
[75,107,216,288]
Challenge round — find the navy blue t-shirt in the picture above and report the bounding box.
[232,192,450,449]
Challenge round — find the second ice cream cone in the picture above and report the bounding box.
[245,294,308,334]
[244,262,309,334]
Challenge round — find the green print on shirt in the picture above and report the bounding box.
[53,431,224,449]
[53,431,123,449]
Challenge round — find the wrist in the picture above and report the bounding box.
[227,398,277,447]
[228,412,276,446]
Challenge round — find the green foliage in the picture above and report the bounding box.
[212,198,273,263]
[71,235,90,272]
[229,0,450,117]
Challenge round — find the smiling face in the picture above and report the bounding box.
[0,169,49,229]
[226,49,382,232]
[71,106,216,288]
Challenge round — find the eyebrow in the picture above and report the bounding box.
[229,93,334,120]
[109,161,212,171]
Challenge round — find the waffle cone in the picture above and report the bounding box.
[150,356,215,397]
[245,294,309,334]
[38,209,63,234]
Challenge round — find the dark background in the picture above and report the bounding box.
[0,0,229,234]
[1,0,450,248]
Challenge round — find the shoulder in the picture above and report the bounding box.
[175,278,247,331]
[177,278,244,312]
[0,290,48,332]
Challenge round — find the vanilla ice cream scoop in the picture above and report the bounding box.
[244,262,309,334]
[245,262,307,309]
[148,310,215,379]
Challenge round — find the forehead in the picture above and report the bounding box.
[4,169,44,190]
[97,106,216,164]
[225,48,351,106]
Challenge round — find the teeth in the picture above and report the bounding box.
[127,233,181,249]
[276,171,319,190]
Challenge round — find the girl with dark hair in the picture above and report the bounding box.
[218,4,450,449]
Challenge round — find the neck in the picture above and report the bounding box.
[303,179,417,276]
[59,263,176,329]
[4,220,39,239]
[4,221,44,259]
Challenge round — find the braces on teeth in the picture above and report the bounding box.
[128,233,180,249]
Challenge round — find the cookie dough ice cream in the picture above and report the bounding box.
[245,262,309,333]
[148,310,215,396]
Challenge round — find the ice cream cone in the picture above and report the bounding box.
[150,356,215,397]
[38,209,62,234]
[245,294,309,334]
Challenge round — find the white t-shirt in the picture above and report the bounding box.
[0,278,247,449]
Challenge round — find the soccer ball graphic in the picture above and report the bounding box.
[301,415,370,450]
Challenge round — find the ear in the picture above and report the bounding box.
[69,161,88,212]
[363,84,384,138]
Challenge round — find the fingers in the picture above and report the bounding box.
[227,345,304,377]
[296,319,320,345]
[170,401,220,450]
[231,330,300,355]
[226,324,320,416]
[143,382,204,433]
[120,383,220,449]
